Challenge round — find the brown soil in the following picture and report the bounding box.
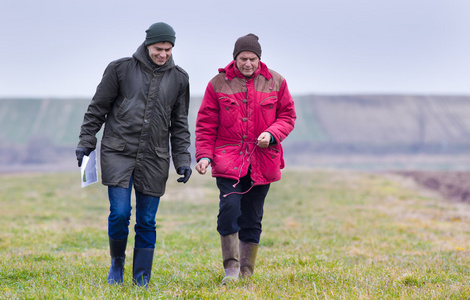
[396,171,470,203]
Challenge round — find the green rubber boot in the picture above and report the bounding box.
[220,232,240,284]
[239,240,258,278]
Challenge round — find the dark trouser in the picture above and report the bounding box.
[216,173,270,244]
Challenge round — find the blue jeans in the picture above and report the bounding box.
[216,172,270,244]
[107,175,160,248]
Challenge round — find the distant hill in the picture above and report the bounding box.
[0,98,89,146]
[1,95,470,169]
[289,94,470,153]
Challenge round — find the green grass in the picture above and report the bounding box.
[1,169,470,299]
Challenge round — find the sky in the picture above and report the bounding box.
[1,0,470,98]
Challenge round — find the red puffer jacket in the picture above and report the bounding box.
[195,60,296,185]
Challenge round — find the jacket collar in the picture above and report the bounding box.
[133,42,175,73]
[218,60,272,81]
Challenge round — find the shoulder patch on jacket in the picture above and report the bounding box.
[268,68,285,83]
[175,65,189,78]
[210,72,227,85]
[110,57,132,66]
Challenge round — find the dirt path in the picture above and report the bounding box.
[395,171,470,203]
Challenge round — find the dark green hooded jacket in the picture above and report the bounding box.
[78,43,191,197]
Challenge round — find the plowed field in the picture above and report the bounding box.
[397,171,470,202]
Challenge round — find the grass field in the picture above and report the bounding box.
[1,169,470,299]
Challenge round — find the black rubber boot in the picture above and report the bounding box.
[107,237,127,284]
[132,248,154,289]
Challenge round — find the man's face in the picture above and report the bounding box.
[147,42,173,66]
[236,51,259,78]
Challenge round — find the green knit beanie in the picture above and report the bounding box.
[145,22,176,46]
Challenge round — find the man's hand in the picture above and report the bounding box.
[257,132,271,148]
[177,166,192,183]
[195,159,210,175]
[75,147,94,167]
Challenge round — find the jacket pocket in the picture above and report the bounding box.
[153,147,171,174]
[213,143,241,175]
[260,96,278,125]
[155,147,170,159]
[258,145,282,181]
[116,97,131,119]
[219,97,239,128]
[101,136,126,151]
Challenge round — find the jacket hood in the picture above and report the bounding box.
[218,60,272,81]
[133,42,175,73]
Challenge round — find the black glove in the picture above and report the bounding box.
[177,166,192,183]
[76,147,94,167]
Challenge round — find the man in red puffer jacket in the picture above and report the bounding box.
[195,33,296,284]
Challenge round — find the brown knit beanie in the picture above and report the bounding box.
[233,33,262,60]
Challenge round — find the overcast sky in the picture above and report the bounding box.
[1,0,469,98]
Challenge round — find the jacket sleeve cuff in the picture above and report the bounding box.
[268,133,276,145]
[78,135,98,149]
[199,157,211,164]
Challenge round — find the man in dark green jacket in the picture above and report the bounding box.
[76,22,192,289]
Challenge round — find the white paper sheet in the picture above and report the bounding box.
[80,150,98,188]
